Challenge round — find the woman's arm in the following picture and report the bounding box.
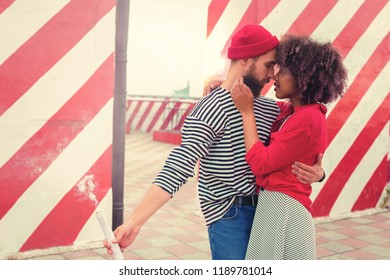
[231,78,324,182]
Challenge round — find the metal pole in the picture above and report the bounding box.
[112,0,130,230]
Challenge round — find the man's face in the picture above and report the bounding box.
[242,49,276,97]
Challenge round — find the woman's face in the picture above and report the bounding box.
[273,66,301,105]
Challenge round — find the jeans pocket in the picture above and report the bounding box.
[220,205,238,220]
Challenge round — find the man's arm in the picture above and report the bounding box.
[105,109,221,255]
[292,154,325,184]
[104,184,171,255]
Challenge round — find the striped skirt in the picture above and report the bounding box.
[245,189,316,260]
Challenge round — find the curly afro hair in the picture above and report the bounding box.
[276,35,348,105]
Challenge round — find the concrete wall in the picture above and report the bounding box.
[0,0,115,256]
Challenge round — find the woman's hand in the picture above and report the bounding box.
[203,79,223,96]
[231,78,255,115]
[231,78,259,151]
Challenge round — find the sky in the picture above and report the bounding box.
[127,0,210,98]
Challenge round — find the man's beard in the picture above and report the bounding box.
[242,74,264,97]
[242,65,269,97]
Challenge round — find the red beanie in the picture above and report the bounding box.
[227,24,279,59]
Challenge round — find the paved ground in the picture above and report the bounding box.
[11,133,390,260]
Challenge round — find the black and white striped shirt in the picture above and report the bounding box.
[153,88,279,225]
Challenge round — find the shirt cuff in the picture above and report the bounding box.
[318,169,326,182]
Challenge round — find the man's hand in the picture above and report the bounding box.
[103,184,171,256]
[103,220,140,255]
[292,154,325,184]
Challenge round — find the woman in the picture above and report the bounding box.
[231,35,347,259]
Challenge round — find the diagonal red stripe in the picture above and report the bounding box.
[173,103,196,131]
[0,0,115,117]
[0,0,14,15]
[287,0,338,35]
[159,102,182,131]
[0,54,114,219]
[351,156,388,211]
[312,93,390,217]
[126,101,143,133]
[135,101,155,131]
[327,33,390,145]
[332,0,388,59]
[146,101,169,133]
[125,100,133,133]
[20,146,112,251]
[207,0,230,38]
[307,3,388,217]
[230,0,280,32]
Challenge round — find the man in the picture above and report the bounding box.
[104,24,324,260]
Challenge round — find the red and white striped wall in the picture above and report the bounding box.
[1,0,389,257]
[206,0,390,218]
[125,97,199,134]
[0,0,115,256]
[125,96,200,145]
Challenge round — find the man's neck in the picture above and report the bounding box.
[220,71,243,92]
[218,59,248,91]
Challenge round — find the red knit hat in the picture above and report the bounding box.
[227,24,279,59]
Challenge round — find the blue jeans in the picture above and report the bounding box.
[207,204,256,260]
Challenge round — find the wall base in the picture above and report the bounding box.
[153,130,182,145]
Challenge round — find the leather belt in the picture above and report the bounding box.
[233,195,258,207]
